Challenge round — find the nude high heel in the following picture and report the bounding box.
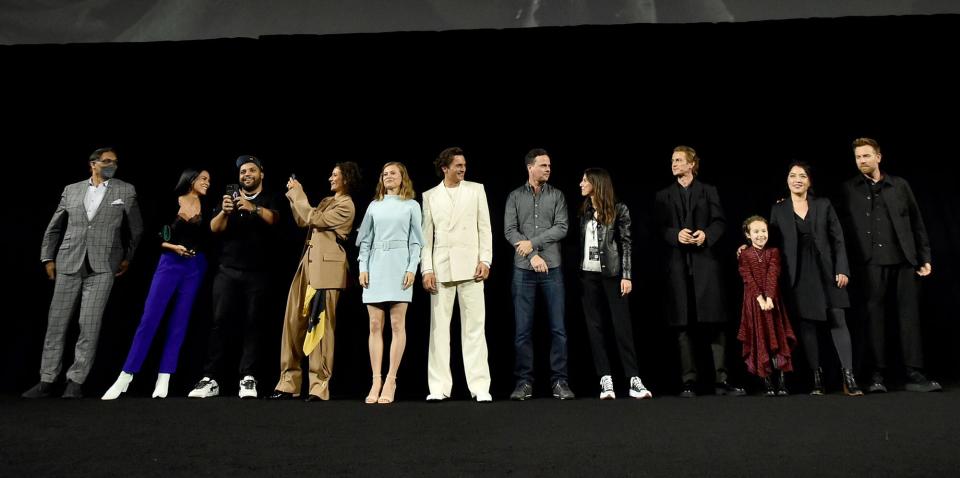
[365,375,382,404]
[377,375,397,404]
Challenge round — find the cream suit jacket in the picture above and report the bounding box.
[421,180,493,283]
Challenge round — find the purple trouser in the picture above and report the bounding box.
[122,252,207,374]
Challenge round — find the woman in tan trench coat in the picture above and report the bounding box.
[268,162,360,401]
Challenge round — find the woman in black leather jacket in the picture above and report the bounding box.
[578,168,652,400]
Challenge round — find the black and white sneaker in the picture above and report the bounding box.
[509,382,533,401]
[551,380,575,400]
[629,376,653,399]
[239,376,258,399]
[188,377,219,398]
[599,375,616,400]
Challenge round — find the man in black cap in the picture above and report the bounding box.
[189,155,281,399]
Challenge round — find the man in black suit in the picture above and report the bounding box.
[655,146,744,397]
[840,137,941,392]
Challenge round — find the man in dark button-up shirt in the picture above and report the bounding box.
[504,148,573,400]
[840,137,940,393]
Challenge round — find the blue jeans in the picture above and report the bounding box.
[512,267,568,384]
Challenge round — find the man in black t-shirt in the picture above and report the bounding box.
[189,155,280,399]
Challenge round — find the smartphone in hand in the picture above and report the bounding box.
[225,183,240,199]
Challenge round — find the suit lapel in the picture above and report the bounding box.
[687,180,703,225]
[670,186,684,226]
[73,182,91,226]
[806,195,819,231]
[319,196,334,212]
[432,182,455,230]
[777,201,795,243]
[450,182,469,220]
[91,182,118,224]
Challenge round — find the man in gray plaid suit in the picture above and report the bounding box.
[23,147,143,399]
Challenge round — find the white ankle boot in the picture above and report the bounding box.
[152,373,170,398]
[102,372,134,400]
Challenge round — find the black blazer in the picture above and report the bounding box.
[839,174,931,267]
[578,202,632,280]
[654,180,727,325]
[770,195,850,287]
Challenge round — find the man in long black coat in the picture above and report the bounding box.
[839,137,940,393]
[654,146,744,397]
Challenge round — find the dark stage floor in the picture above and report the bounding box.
[2,387,958,477]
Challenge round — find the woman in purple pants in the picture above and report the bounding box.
[102,169,211,399]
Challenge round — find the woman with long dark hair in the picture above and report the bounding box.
[578,168,651,400]
[356,162,424,404]
[769,161,862,396]
[102,168,211,399]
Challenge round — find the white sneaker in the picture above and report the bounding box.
[629,376,653,399]
[239,376,258,399]
[600,375,616,400]
[426,393,448,402]
[188,377,219,398]
[475,392,493,403]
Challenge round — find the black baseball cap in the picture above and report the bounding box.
[236,155,264,171]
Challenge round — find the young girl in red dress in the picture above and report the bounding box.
[737,215,796,396]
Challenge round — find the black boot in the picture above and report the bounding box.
[810,367,825,396]
[905,368,943,392]
[763,376,776,397]
[842,369,863,396]
[714,381,746,396]
[867,370,887,393]
[775,370,789,396]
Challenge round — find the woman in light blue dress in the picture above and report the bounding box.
[356,161,424,404]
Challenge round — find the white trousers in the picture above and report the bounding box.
[427,279,491,397]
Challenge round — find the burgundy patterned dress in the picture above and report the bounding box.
[737,246,796,377]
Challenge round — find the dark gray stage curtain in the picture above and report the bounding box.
[1,0,958,45]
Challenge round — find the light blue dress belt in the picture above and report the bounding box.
[370,240,409,251]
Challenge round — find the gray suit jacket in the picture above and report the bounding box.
[41,178,144,274]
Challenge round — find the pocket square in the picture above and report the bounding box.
[111,198,124,205]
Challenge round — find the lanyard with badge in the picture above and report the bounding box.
[588,218,600,262]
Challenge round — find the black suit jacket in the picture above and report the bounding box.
[770,195,850,287]
[654,180,727,325]
[839,174,931,267]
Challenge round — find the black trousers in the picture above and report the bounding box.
[204,266,270,381]
[863,263,924,371]
[676,278,727,383]
[798,308,853,370]
[580,272,639,380]
[676,326,727,384]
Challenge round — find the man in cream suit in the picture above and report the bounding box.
[24,147,143,399]
[421,147,493,402]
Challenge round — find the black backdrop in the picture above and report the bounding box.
[3,15,959,399]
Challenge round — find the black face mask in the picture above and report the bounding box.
[100,165,117,180]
